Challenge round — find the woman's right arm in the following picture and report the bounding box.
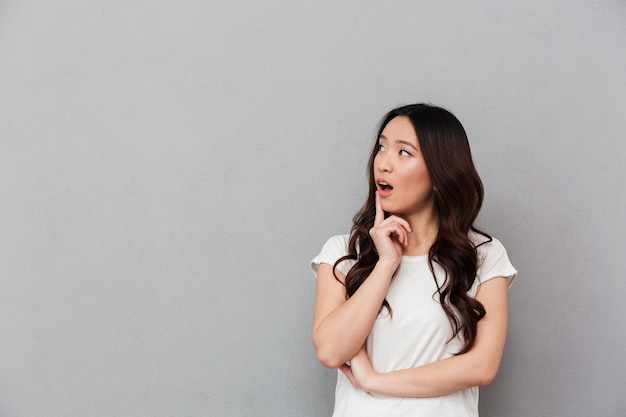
[312,260,397,368]
[312,193,411,368]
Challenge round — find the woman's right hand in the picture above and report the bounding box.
[369,192,412,268]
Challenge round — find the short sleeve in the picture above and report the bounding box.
[310,235,354,278]
[475,237,518,289]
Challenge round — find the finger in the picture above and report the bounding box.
[393,224,409,246]
[374,192,384,226]
[371,220,404,247]
[339,363,360,389]
[385,216,413,238]
[395,224,408,246]
[378,221,409,246]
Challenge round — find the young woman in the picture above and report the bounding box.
[311,103,517,417]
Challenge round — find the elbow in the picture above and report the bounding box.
[315,345,345,369]
[464,349,503,387]
[312,330,349,369]
[475,364,500,387]
[476,373,496,387]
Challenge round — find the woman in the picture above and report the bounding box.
[311,103,517,416]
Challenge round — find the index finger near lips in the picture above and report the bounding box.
[374,192,385,226]
[374,194,411,233]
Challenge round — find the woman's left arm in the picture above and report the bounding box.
[340,276,509,398]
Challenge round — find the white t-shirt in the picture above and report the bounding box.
[311,233,517,417]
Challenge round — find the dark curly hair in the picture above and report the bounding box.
[334,103,491,354]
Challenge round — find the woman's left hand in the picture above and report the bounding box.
[339,348,378,392]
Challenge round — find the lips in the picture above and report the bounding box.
[376,178,394,196]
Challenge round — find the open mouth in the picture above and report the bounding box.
[377,181,393,191]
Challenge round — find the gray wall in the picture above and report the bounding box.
[1,1,625,416]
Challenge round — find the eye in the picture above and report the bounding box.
[378,143,386,152]
[399,149,412,157]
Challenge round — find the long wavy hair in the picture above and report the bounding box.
[334,103,491,354]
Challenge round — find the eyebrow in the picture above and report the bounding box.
[379,134,418,151]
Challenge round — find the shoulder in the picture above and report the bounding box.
[310,235,351,276]
[322,234,350,253]
[470,231,518,288]
[470,232,507,258]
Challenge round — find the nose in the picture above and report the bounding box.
[376,152,392,173]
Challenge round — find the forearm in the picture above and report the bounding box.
[366,352,498,398]
[361,278,509,397]
[313,261,396,368]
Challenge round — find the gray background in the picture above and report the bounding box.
[1,1,625,416]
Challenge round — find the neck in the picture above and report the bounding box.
[402,210,439,257]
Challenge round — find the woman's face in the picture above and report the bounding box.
[373,116,434,217]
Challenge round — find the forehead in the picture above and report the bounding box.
[380,116,418,145]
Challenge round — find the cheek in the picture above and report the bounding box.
[402,167,432,191]
[401,164,427,180]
